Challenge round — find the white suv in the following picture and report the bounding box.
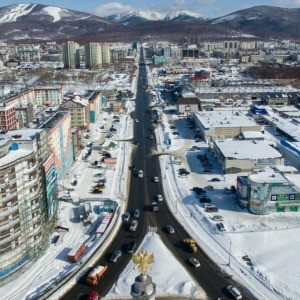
[138,170,143,178]
[226,285,242,300]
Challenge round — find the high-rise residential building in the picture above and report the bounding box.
[63,41,80,69]
[101,44,111,65]
[85,43,102,69]
[0,129,53,280]
[0,102,18,132]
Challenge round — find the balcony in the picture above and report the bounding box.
[0,205,19,218]
[0,217,20,232]
[0,230,21,247]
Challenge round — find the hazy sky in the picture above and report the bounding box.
[1,0,300,18]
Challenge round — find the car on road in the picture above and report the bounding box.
[165,225,175,233]
[226,285,242,299]
[149,135,154,139]
[211,178,221,182]
[110,250,122,263]
[129,220,138,231]
[132,140,138,145]
[123,212,130,222]
[131,164,136,171]
[138,170,143,178]
[156,195,163,201]
[135,119,139,123]
[133,209,140,218]
[153,176,159,182]
[88,290,99,300]
[188,257,200,268]
[126,242,137,254]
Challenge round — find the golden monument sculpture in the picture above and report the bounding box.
[132,249,155,275]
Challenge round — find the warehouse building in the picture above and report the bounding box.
[193,110,260,140]
[213,140,283,174]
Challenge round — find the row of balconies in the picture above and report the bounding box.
[0,217,20,233]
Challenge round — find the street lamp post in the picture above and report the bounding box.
[228,239,232,267]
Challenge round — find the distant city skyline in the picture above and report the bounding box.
[0,0,299,18]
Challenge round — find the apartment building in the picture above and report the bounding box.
[60,96,90,129]
[0,129,52,280]
[63,41,80,69]
[101,44,111,66]
[0,102,18,132]
[34,87,63,106]
[85,43,102,69]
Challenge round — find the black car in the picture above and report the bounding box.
[132,140,138,145]
[178,168,188,172]
[127,242,137,254]
[131,164,136,171]
[192,187,203,194]
[216,223,226,232]
[211,178,221,182]
[199,197,212,203]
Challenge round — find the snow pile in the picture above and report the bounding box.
[42,6,68,22]
[107,233,205,299]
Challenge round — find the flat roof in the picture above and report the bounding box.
[195,110,259,129]
[6,129,43,140]
[242,131,264,139]
[0,149,33,168]
[215,140,282,160]
[248,168,288,184]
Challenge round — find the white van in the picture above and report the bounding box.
[138,170,143,178]
[226,285,242,300]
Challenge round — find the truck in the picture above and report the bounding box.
[67,243,86,263]
[86,265,108,285]
[182,238,197,253]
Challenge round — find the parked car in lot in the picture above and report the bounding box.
[127,242,137,254]
[206,185,214,191]
[199,197,211,203]
[133,209,140,218]
[110,250,122,263]
[165,225,175,233]
[188,257,200,268]
[123,212,130,222]
[226,285,242,299]
[216,223,226,232]
[129,220,138,231]
[211,178,221,182]
[192,187,203,194]
[212,215,224,221]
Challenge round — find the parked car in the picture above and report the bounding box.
[199,197,212,203]
[123,212,130,222]
[211,178,221,182]
[188,257,200,268]
[131,164,136,171]
[127,242,137,254]
[110,250,122,263]
[226,285,242,299]
[133,209,140,218]
[206,185,214,191]
[192,187,203,194]
[165,225,175,234]
[212,215,224,221]
[216,223,226,232]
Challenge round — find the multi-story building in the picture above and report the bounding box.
[85,43,102,69]
[14,104,34,129]
[33,87,63,106]
[63,41,80,69]
[0,102,18,132]
[0,129,52,280]
[84,90,102,123]
[101,44,111,66]
[60,96,90,129]
[28,109,74,180]
[18,49,41,63]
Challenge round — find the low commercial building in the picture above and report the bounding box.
[177,92,199,115]
[213,140,283,174]
[237,168,300,214]
[194,110,260,140]
[277,140,300,170]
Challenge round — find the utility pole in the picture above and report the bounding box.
[228,239,232,267]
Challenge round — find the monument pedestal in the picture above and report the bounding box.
[131,274,156,300]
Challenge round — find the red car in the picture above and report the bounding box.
[88,291,99,300]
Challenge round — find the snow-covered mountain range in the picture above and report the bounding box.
[106,10,202,24]
[0,4,298,42]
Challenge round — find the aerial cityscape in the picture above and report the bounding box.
[0,1,300,300]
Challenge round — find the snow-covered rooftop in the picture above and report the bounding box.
[242,131,264,139]
[215,140,282,160]
[6,129,44,140]
[195,110,259,128]
[0,149,33,167]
